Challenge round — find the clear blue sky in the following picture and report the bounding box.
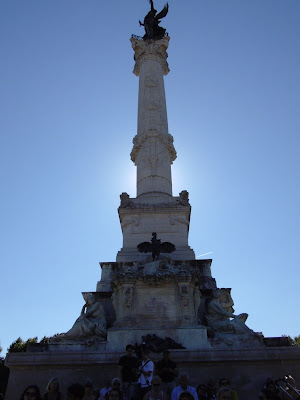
[1,1,299,356]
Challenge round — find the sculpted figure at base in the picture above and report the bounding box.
[206,289,253,335]
[58,294,107,341]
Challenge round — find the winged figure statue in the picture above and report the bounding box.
[137,232,176,260]
[139,0,169,40]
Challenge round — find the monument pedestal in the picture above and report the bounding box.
[106,327,209,351]
[5,347,300,400]
[117,194,195,262]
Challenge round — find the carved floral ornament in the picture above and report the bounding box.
[119,196,191,209]
[130,37,170,76]
[131,129,177,163]
[110,260,209,287]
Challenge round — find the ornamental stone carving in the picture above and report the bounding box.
[145,103,159,110]
[178,190,190,206]
[193,285,202,320]
[130,36,170,76]
[131,129,176,164]
[52,294,107,343]
[123,286,133,307]
[120,192,131,207]
[110,260,214,329]
[145,76,158,87]
[205,289,255,336]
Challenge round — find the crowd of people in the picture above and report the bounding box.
[16,346,299,400]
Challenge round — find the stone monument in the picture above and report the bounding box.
[5,4,300,400]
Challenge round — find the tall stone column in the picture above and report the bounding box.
[116,37,195,262]
[130,36,176,203]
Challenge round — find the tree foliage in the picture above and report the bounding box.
[290,335,300,346]
[7,337,38,353]
[40,336,51,344]
[282,335,300,346]
[7,336,54,353]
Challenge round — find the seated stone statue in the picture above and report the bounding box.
[206,289,253,335]
[60,294,107,340]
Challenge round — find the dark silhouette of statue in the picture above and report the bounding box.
[139,0,169,40]
[137,232,175,260]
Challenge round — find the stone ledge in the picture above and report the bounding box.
[118,203,191,212]
[5,346,300,367]
[5,347,300,400]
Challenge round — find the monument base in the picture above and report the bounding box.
[5,346,300,400]
[106,327,209,351]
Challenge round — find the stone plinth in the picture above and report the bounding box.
[5,347,300,400]
[106,327,209,351]
[117,195,195,262]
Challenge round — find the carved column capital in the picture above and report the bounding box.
[130,36,170,76]
[131,129,177,164]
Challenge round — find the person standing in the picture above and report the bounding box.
[155,351,178,399]
[118,344,139,400]
[137,349,154,400]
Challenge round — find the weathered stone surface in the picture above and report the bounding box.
[106,327,209,351]
[98,259,216,331]
[50,294,107,344]
[5,347,300,400]
[116,37,195,262]
[131,36,172,202]
[205,288,258,339]
[117,197,195,261]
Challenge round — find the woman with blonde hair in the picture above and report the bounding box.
[43,378,63,400]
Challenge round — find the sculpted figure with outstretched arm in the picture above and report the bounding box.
[206,289,253,335]
[139,0,169,40]
[61,294,107,340]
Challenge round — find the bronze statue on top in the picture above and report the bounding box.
[139,0,169,40]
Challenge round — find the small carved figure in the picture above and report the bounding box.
[59,294,107,340]
[120,192,131,207]
[205,289,253,335]
[112,290,119,318]
[193,285,202,320]
[124,287,133,308]
[137,232,176,260]
[139,0,169,41]
[180,285,190,318]
[178,190,189,205]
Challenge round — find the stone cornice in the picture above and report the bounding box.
[6,347,300,366]
[110,260,214,287]
[131,129,177,163]
[118,203,191,212]
[130,36,170,76]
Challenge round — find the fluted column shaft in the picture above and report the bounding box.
[130,37,176,202]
